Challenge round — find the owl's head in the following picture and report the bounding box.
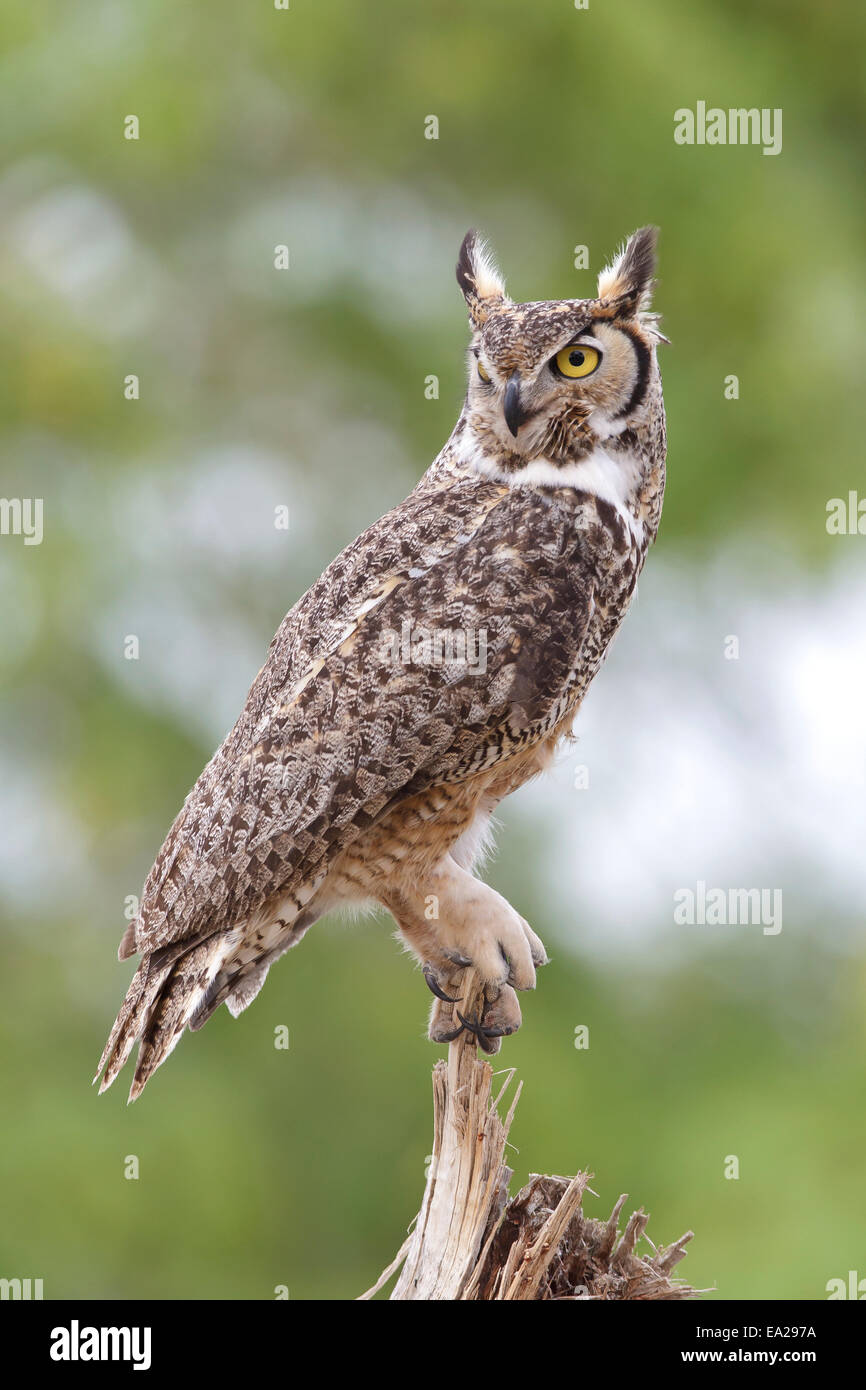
[456,228,665,464]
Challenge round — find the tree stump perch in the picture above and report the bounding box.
[361,968,698,1301]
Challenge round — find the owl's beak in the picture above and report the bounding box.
[503,373,524,438]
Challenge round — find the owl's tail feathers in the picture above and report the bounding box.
[188,906,319,1032]
[94,932,225,1102]
[188,959,270,1032]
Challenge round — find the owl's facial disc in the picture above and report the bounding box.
[469,310,654,457]
[473,328,608,440]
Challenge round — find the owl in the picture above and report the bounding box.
[96,227,667,1100]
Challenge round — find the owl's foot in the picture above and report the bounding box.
[428,981,523,1055]
[420,905,547,1051]
[384,856,547,1050]
[427,879,548,996]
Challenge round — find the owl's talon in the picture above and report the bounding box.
[423,963,461,1004]
[456,1009,505,1044]
[449,1011,499,1054]
[435,1023,466,1043]
[428,975,524,1049]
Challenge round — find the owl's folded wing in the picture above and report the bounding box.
[129,482,598,963]
[96,482,601,1096]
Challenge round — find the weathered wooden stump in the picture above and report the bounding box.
[361,969,697,1301]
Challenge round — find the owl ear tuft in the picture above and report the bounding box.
[456,230,507,326]
[597,226,658,315]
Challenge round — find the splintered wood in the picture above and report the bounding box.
[360,969,698,1301]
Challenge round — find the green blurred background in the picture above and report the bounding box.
[1,0,864,1300]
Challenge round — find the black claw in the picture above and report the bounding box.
[456,1010,502,1045]
[442,948,473,968]
[435,1024,465,1043]
[423,964,460,1004]
[433,1009,511,1053]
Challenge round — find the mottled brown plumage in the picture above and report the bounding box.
[96,227,667,1100]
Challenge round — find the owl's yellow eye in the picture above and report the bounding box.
[553,344,600,380]
[477,360,491,383]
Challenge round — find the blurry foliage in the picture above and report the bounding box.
[0,0,864,1300]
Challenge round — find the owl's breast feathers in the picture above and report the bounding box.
[130,470,643,959]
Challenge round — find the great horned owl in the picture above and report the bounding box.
[96,227,667,1100]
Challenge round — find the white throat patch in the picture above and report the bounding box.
[452,429,645,542]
